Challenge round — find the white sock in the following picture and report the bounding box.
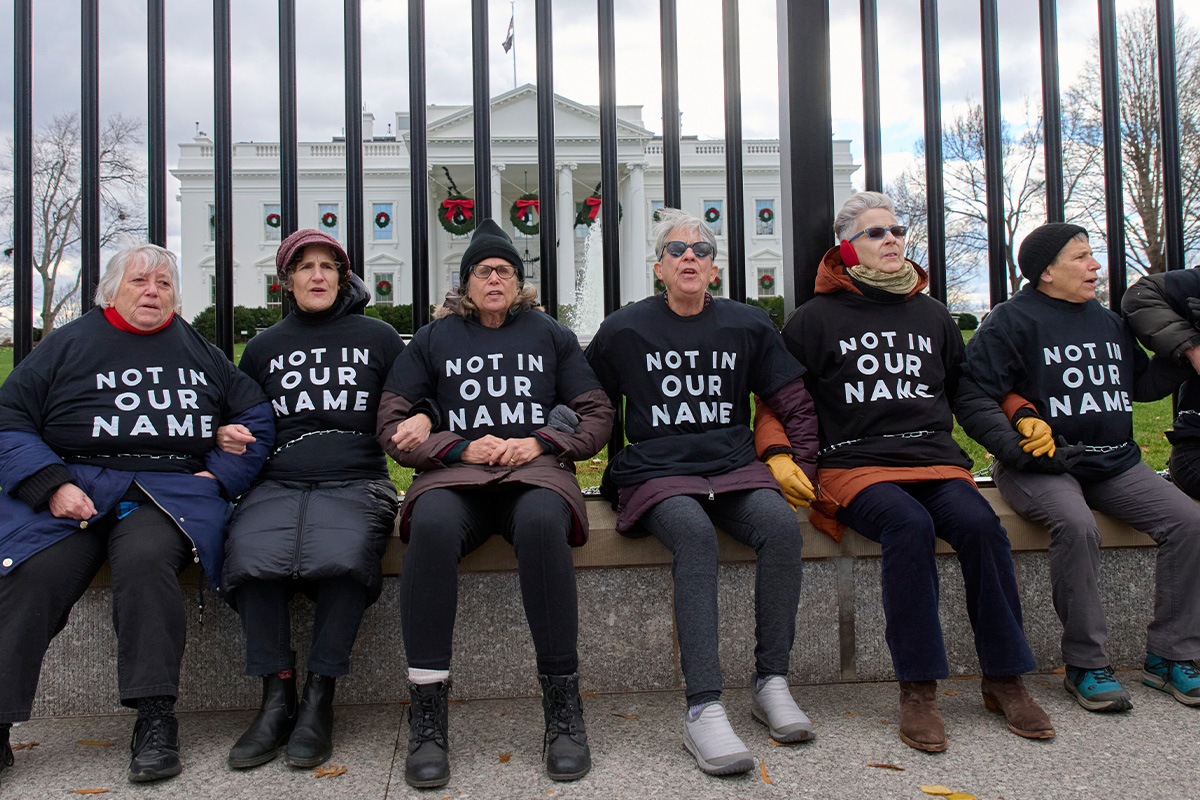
[408,667,450,686]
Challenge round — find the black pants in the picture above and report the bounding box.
[236,577,370,677]
[401,486,579,675]
[0,503,192,723]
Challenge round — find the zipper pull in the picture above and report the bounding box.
[192,547,200,565]
[708,489,715,501]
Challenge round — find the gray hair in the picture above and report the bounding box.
[652,208,717,260]
[434,281,542,320]
[833,191,896,241]
[94,244,183,313]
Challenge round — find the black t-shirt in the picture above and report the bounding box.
[0,308,265,473]
[586,294,803,444]
[384,309,600,439]
[238,305,404,481]
[964,286,1152,477]
[783,288,972,470]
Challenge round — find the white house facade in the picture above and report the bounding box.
[171,85,857,323]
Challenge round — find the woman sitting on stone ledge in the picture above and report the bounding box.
[585,208,818,777]
[377,219,613,789]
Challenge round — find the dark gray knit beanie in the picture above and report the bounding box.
[459,219,524,286]
[1018,222,1087,284]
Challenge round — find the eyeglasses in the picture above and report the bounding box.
[661,240,717,260]
[471,263,517,279]
[848,225,907,242]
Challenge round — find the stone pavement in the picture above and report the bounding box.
[4,673,1196,799]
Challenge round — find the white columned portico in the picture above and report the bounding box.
[623,162,647,303]
[557,163,577,305]
[491,163,506,224]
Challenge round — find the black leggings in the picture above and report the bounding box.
[400,486,579,675]
[0,503,192,722]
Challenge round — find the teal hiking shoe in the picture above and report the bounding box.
[1064,666,1132,712]
[1142,654,1200,706]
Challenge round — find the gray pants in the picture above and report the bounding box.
[994,460,1200,668]
[640,488,804,704]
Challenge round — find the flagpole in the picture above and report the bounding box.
[511,2,517,88]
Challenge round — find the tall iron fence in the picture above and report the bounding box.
[5,0,1193,366]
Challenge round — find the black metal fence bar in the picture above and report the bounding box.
[279,0,298,239]
[1039,0,1064,223]
[148,0,167,246]
[409,0,430,330]
[1097,0,1127,308]
[213,0,234,358]
[722,0,746,302]
[13,0,33,364]
[780,0,834,306]
[535,0,558,316]
[597,0,620,315]
[860,0,882,193]
[472,0,491,220]
[919,0,946,303]
[1157,0,1184,272]
[344,0,364,277]
[659,0,681,209]
[80,0,100,313]
[980,0,1006,305]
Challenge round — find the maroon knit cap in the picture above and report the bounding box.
[275,228,352,280]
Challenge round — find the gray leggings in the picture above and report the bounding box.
[640,488,804,704]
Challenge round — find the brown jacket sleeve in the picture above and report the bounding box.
[532,388,614,461]
[753,396,789,457]
[376,391,466,471]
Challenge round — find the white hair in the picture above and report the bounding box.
[94,243,183,313]
[652,208,718,260]
[833,191,896,241]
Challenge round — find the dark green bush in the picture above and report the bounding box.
[191,305,282,344]
[747,296,786,328]
[952,312,979,331]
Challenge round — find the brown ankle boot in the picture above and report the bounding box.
[898,681,947,752]
[981,675,1055,739]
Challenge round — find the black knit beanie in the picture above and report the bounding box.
[459,218,524,286]
[1017,222,1087,284]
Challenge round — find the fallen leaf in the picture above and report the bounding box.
[499,711,510,716]
[947,794,976,800]
[499,752,512,763]
[760,760,773,785]
[867,762,905,771]
[1052,666,1066,674]
[76,740,114,747]
[12,742,39,750]
[312,765,346,779]
[610,713,638,720]
[1035,681,1055,688]
[920,786,954,796]
[940,690,960,696]
[844,711,857,717]
[68,792,110,796]
[880,719,893,725]
[767,737,783,747]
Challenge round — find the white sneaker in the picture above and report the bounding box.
[682,702,754,775]
[751,675,815,742]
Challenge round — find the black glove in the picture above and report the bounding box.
[1023,436,1086,474]
[547,404,582,435]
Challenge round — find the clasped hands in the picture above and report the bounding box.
[765,454,816,510]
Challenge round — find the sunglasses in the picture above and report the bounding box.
[661,240,717,260]
[848,225,907,242]
[471,263,517,279]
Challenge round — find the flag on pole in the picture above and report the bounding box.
[502,14,514,53]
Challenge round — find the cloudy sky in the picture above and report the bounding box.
[0,0,1193,274]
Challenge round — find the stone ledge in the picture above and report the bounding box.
[84,486,1157,588]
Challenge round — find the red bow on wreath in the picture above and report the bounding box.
[442,198,474,222]
[584,196,603,220]
[515,198,539,221]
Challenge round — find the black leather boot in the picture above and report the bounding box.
[1,724,13,784]
[128,696,182,782]
[404,680,450,788]
[540,673,591,781]
[228,673,298,768]
[285,672,335,768]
